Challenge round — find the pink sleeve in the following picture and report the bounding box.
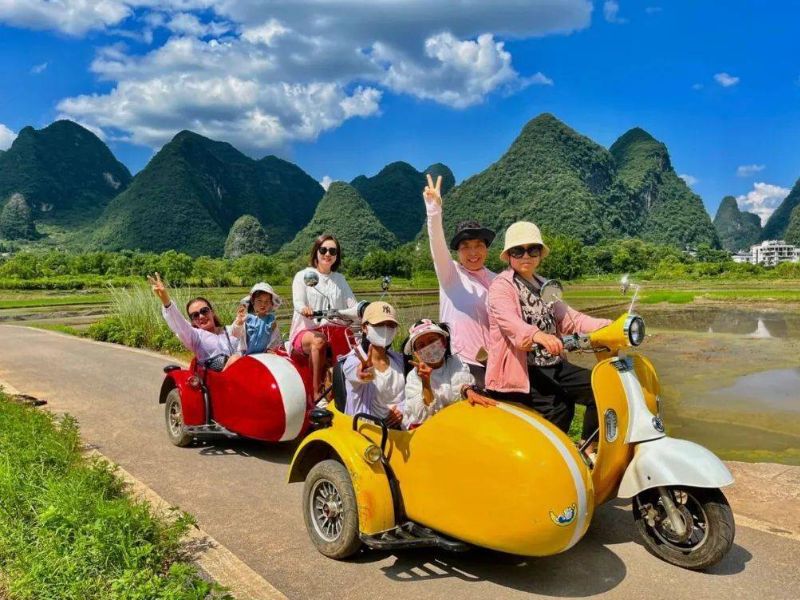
[555,303,612,335]
[487,277,540,350]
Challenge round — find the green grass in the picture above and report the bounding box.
[29,323,83,336]
[0,392,230,599]
[0,294,110,309]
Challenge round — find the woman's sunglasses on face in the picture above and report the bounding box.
[508,245,542,259]
[318,246,338,256]
[189,306,213,321]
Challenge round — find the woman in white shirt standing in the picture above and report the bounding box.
[403,319,496,429]
[290,234,358,395]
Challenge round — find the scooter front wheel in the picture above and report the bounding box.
[633,486,734,570]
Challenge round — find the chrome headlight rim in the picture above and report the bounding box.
[623,314,646,346]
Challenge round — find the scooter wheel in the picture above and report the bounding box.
[633,486,735,570]
[165,388,193,447]
[303,459,361,559]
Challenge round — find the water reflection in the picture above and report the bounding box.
[628,306,799,338]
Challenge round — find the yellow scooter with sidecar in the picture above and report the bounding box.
[287,277,735,570]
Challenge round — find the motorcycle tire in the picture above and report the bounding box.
[165,388,193,447]
[633,486,735,571]
[303,459,362,559]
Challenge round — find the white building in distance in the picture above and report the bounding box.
[745,240,800,266]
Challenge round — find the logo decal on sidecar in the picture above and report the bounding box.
[549,503,577,527]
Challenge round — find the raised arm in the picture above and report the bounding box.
[424,174,458,287]
[149,272,200,354]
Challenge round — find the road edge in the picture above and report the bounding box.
[0,377,286,600]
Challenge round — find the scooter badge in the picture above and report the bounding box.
[549,503,577,527]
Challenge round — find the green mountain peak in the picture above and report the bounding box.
[713,195,761,251]
[762,177,800,241]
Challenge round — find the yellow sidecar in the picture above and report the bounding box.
[288,396,595,559]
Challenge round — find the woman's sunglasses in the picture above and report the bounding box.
[189,306,213,321]
[508,245,542,259]
[318,246,338,256]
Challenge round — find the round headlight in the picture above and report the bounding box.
[625,315,646,346]
[363,444,382,464]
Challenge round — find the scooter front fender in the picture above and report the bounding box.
[618,436,734,498]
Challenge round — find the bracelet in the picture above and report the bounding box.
[461,384,477,399]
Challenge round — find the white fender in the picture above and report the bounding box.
[617,436,734,498]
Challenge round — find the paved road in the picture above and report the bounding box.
[2,324,799,599]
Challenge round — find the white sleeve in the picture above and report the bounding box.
[427,202,458,287]
[292,270,309,313]
[403,368,433,427]
[162,302,200,355]
[445,356,476,406]
[336,273,357,309]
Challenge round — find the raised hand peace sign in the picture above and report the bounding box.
[147,272,171,307]
[423,173,443,206]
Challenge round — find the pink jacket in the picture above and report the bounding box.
[485,269,611,393]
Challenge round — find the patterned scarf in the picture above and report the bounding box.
[513,273,561,367]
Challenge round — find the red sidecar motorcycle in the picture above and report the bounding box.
[158,305,365,447]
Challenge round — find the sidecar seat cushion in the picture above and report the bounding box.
[332,357,347,412]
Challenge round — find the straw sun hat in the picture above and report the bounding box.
[500,221,551,262]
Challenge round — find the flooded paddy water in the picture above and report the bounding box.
[580,304,800,465]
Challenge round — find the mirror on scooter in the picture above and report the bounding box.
[303,270,320,288]
[540,279,564,304]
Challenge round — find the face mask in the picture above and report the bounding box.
[366,324,396,348]
[416,339,446,365]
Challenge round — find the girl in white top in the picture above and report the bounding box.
[403,319,496,429]
[290,234,357,394]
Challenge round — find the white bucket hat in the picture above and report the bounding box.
[247,282,282,307]
[500,221,550,262]
[403,319,449,354]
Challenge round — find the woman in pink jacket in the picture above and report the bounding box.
[484,222,611,443]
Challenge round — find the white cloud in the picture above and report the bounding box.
[320,175,333,191]
[369,32,548,109]
[603,1,627,24]
[51,1,590,152]
[0,123,16,150]
[30,61,48,74]
[714,72,739,87]
[737,182,791,225]
[679,174,698,187]
[736,164,765,177]
[0,0,132,36]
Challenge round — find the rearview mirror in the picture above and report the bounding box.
[540,279,563,304]
[303,270,319,287]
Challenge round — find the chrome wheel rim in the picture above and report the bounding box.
[167,398,184,438]
[642,489,710,552]
[309,479,344,542]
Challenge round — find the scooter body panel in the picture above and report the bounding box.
[617,436,734,498]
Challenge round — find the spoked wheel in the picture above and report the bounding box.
[303,460,361,559]
[633,486,735,570]
[164,388,193,447]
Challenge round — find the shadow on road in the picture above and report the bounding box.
[193,437,299,465]
[347,499,750,596]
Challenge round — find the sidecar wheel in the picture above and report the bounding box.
[165,388,193,447]
[633,486,734,570]
[303,459,361,559]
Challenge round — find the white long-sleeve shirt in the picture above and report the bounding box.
[403,354,475,428]
[426,201,495,366]
[161,302,239,363]
[289,268,357,343]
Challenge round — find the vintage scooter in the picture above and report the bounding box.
[288,277,735,570]
[158,269,368,447]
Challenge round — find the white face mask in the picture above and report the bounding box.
[366,324,396,348]
[416,338,446,365]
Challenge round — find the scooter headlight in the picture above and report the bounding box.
[624,315,646,346]
[363,444,382,464]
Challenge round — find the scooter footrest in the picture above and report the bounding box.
[361,522,469,552]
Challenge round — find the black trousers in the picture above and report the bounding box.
[487,361,598,440]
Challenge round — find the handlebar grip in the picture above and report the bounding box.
[311,310,325,318]
[562,335,581,352]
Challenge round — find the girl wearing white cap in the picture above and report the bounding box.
[403,319,496,429]
[341,301,405,428]
[485,222,611,446]
[232,282,283,356]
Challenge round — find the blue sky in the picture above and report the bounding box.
[0,1,798,223]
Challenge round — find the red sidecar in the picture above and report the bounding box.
[157,323,357,447]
